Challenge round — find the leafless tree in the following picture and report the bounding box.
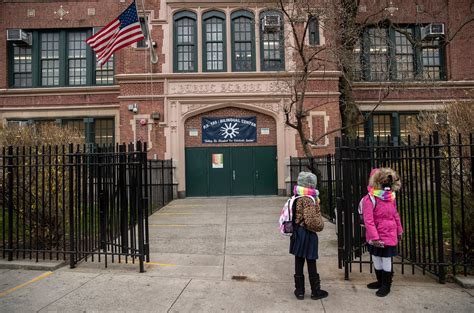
[245,0,474,162]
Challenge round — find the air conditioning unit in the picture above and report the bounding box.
[7,29,32,46]
[421,23,445,39]
[262,15,281,32]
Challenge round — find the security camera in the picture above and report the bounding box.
[128,103,139,113]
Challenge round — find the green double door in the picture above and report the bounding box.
[185,146,277,196]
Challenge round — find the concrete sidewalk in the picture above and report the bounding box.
[0,197,472,312]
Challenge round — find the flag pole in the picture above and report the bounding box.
[139,0,158,64]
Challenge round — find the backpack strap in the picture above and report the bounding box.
[290,195,316,222]
[288,196,301,222]
[368,194,377,210]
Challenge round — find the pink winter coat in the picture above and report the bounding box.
[362,196,403,247]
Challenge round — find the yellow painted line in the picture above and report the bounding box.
[146,262,177,267]
[0,271,53,298]
[157,213,193,215]
[149,224,188,227]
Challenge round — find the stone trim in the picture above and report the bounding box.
[353,81,474,89]
[115,71,342,81]
[0,86,120,97]
[307,111,329,147]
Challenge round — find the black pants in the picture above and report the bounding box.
[295,256,317,277]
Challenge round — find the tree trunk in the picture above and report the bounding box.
[339,0,360,139]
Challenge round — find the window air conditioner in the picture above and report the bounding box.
[7,29,32,46]
[421,23,445,39]
[262,15,281,32]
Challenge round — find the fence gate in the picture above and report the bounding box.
[0,142,175,272]
[335,133,473,283]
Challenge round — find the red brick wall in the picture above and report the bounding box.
[184,107,277,148]
[119,99,165,159]
[355,0,474,81]
[0,92,118,108]
[311,115,326,145]
[294,97,341,157]
[0,0,121,89]
[120,82,164,96]
[0,0,164,89]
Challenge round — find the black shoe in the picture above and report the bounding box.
[309,274,329,300]
[376,271,392,297]
[294,275,305,300]
[367,269,383,289]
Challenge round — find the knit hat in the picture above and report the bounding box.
[297,171,317,188]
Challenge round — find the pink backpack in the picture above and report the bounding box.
[279,196,315,236]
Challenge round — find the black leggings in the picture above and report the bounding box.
[295,256,317,277]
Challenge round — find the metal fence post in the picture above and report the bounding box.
[68,144,75,268]
[342,136,353,280]
[433,132,446,283]
[327,154,334,221]
[119,144,128,253]
[335,137,345,271]
[98,148,106,252]
[143,143,150,263]
[136,142,145,273]
[7,146,14,261]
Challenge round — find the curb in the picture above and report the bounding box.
[0,260,66,271]
[453,276,474,289]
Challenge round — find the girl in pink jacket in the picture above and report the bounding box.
[362,168,403,297]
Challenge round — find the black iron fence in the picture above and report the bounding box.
[335,133,473,283]
[1,142,174,272]
[289,156,336,221]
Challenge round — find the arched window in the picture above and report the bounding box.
[173,11,197,72]
[202,11,226,72]
[260,10,285,71]
[231,10,255,72]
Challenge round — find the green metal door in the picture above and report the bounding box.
[208,148,231,196]
[185,146,277,196]
[185,148,208,197]
[231,147,254,195]
[254,146,278,195]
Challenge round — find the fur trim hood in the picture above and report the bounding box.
[368,168,401,192]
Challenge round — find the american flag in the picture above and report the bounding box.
[86,1,145,66]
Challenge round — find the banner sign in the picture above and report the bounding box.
[202,117,257,143]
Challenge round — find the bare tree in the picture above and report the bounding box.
[245,0,474,162]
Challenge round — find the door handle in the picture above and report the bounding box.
[233,170,236,180]
[256,170,259,179]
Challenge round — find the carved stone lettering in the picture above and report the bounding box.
[168,81,289,95]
